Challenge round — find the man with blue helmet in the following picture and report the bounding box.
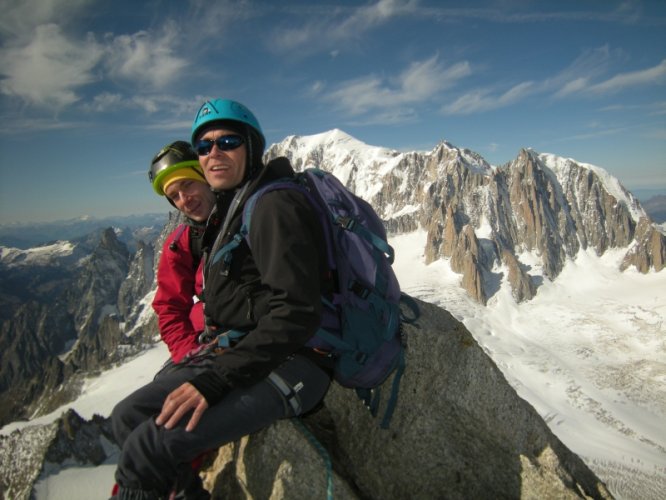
[111,100,332,499]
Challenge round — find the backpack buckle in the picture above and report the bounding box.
[349,280,370,299]
[337,216,356,231]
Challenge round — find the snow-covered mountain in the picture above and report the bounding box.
[267,129,664,304]
[1,130,664,499]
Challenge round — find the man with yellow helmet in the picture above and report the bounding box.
[148,141,215,363]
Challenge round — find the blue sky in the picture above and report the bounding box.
[0,0,664,225]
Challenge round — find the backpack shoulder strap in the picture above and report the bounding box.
[241,178,303,238]
[209,176,332,271]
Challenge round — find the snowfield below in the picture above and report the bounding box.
[392,229,666,500]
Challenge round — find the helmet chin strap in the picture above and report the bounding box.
[243,123,256,181]
[243,124,267,183]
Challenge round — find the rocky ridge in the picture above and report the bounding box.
[0,409,115,499]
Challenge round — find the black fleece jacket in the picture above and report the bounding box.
[189,157,331,404]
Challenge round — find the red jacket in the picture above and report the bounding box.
[152,224,204,362]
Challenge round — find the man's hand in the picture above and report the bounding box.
[155,382,209,432]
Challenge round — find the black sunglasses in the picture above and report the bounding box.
[194,134,245,156]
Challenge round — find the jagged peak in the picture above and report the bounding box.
[506,148,646,224]
[432,140,494,175]
[537,151,645,223]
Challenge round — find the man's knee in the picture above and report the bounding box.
[111,394,141,445]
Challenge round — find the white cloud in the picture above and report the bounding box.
[588,59,666,94]
[0,23,103,108]
[400,57,470,98]
[554,77,590,98]
[0,0,93,38]
[442,81,535,115]
[84,93,198,118]
[348,107,419,127]
[105,22,188,90]
[187,0,256,41]
[0,19,189,110]
[552,47,666,98]
[441,44,666,115]
[310,81,325,94]
[270,0,418,54]
[324,55,470,116]
[85,92,124,112]
[335,0,418,35]
[548,126,628,144]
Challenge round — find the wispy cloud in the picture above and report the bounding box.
[0,23,103,108]
[442,44,666,116]
[186,0,258,43]
[320,55,470,118]
[334,0,419,35]
[551,47,666,98]
[548,126,629,144]
[600,101,666,116]
[0,115,88,134]
[84,92,199,118]
[646,128,666,140]
[649,102,666,116]
[551,45,618,98]
[0,0,93,38]
[269,0,418,54]
[441,81,536,115]
[587,59,666,94]
[0,11,189,111]
[105,21,189,90]
[417,1,656,25]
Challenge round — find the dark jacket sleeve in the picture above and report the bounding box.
[189,189,325,404]
[152,226,204,363]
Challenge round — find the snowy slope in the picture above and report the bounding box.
[392,230,666,499]
[0,241,78,267]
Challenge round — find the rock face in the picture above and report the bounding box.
[0,409,115,500]
[0,222,171,426]
[267,132,664,305]
[1,299,612,499]
[620,216,666,272]
[201,298,612,499]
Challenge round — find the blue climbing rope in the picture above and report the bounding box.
[291,418,334,500]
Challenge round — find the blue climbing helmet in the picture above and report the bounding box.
[191,99,266,153]
[191,99,267,182]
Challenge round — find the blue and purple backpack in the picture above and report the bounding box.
[215,168,418,427]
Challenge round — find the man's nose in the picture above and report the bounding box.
[178,190,193,202]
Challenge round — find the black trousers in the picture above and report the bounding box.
[111,354,331,499]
